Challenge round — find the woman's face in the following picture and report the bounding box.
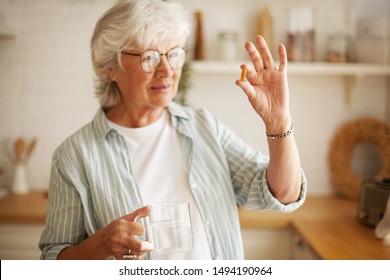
[110,40,183,114]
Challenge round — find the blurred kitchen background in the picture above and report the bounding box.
[1,0,389,195]
[0,0,389,260]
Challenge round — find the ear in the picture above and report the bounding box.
[107,68,117,81]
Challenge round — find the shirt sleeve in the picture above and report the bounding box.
[217,118,307,212]
[39,150,87,260]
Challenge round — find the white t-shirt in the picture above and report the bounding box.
[110,111,212,260]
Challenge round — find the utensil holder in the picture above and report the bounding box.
[11,163,29,195]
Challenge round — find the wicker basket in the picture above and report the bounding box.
[327,117,390,201]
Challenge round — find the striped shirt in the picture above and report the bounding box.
[39,102,307,260]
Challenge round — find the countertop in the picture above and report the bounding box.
[1,192,389,259]
[0,192,47,224]
[239,195,390,260]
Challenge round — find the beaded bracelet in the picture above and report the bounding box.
[266,124,294,140]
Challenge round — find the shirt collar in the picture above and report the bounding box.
[92,102,190,141]
[167,102,189,122]
[92,108,115,141]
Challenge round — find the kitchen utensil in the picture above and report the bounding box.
[24,138,37,164]
[14,137,25,164]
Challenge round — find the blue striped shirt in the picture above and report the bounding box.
[39,102,307,260]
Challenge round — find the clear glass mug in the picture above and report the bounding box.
[149,201,193,254]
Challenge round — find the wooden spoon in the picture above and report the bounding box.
[14,137,25,164]
[24,137,37,164]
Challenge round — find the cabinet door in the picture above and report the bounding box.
[0,224,44,260]
[290,230,320,260]
[241,228,291,260]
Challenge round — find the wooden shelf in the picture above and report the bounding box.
[190,61,390,107]
[190,60,390,77]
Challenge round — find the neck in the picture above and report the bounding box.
[106,104,167,128]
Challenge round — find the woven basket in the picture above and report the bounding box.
[327,117,390,201]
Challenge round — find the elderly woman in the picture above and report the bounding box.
[39,0,306,260]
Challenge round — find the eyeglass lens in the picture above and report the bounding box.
[140,48,185,72]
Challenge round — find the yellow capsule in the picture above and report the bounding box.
[240,69,246,81]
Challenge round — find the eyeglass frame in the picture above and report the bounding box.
[121,46,187,73]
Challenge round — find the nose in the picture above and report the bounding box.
[155,55,173,77]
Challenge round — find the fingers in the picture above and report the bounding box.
[245,36,287,74]
[119,225,153,260]
[112,206,152,260]
[255,35,275,70]
[278,44,288,73]
[241,36,287,80]
[121,205,150,240]
[245,41,263,71]
[235,71,256,102]
[120,240,153,260]
[126,205,149,222]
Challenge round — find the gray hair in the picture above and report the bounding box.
[90,0,191,109]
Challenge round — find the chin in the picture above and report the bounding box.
[153,96,174,108]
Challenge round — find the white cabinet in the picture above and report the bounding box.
[0,224,44,260]
[241,227,320,260]
[241,228,291,260]
[290,230,320,260]
[0,223,319,260]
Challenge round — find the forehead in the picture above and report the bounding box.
[133,38,181,52]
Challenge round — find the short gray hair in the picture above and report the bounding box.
[90,0,191,109]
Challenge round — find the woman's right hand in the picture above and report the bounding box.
[57,206,153,260]
[101,206,153,260]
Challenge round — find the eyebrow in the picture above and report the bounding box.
[122,45,182,55]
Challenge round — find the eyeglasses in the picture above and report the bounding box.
[122,47,186,73]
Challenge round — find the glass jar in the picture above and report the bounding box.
[326,32,354,63]
[218,32,238,61]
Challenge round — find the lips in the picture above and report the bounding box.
[150,84,171,90]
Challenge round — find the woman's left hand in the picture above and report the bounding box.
[236,35,291,134]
